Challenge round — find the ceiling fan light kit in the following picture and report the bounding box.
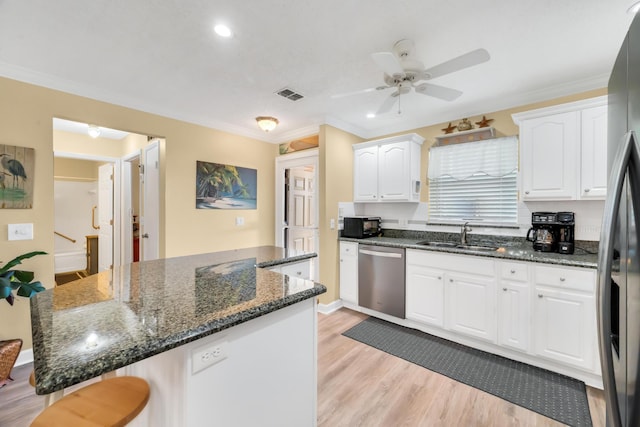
[87,124,101,138]
[255,116,279,132]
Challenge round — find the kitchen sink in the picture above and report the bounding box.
[416,241,458,248]
[416,241,498,252]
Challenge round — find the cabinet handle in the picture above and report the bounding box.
[510,269,516,274]
[559,277,566,282]
[503,287,508,291]
[295,271,302,276]
[538,294,543,298]
[584,188,590,193]
[525,191,530,195]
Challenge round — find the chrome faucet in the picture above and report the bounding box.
[461,222,472,245]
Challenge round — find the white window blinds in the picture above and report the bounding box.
[428,136,518,224]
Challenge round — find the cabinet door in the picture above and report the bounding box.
[580,105,608,199]
[445,273,497,343]
[498,281,530,352]
[377,142,410,201]
[339,242,358,304]
[534,287,595,371]
[406,264,444,327]
[353,147,378,201]
[520,111,579,200]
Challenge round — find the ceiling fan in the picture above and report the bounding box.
[336,39,490,115]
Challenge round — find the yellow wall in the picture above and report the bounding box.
[54,158,99,181]
[318,125,363,304]
[0,77,278,349]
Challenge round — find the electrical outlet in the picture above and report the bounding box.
[192,340,228,374]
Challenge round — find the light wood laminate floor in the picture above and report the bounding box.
[318,308,605,427]
[0,307,605,426]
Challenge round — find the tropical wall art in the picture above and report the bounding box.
[196,161,257,209]
[0,144,34,209]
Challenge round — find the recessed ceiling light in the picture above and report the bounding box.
[366,113,376,119]
[214,24,233,38]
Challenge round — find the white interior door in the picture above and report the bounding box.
[288,168,315,252]
[275,149,319,281]
[122,159,133,264]
[141,140,160,261]
[98,163,114,272]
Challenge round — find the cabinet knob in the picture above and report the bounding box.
[584,188,590,193]
[373,195,377,198]
[510,269,516,274]
[295,271,302,276]
[538,294,543,298]
[503,287,507,291]
[449,278,453,283]
[525,191,530,195]
[437,276,442,280]
[559,277,566,282]
[340,259,343,262]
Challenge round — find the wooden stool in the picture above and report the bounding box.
[30,376,150,427]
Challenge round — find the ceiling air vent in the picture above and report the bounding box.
[276,87,304,101]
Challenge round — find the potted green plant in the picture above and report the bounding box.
[0,251,47,306]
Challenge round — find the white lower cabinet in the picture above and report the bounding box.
[402,247,599,385]
[269,259,311,280]
[406,264,445,327]
[339,242,359,305]
[445,272,497,343]
[498,261,530,352]
[533,265,597,371]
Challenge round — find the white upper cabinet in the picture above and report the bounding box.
[580,105,608,199]
[512,96,607,201]
[353,133,424,202]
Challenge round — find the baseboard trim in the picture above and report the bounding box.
[16,348,33,367]
[318,300,342,315]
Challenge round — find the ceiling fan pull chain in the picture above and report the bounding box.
[397,91,402,115]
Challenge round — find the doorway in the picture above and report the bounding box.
[52,118,161,282]
[275,149,319,280]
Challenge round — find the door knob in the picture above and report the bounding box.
[142,233,150,238]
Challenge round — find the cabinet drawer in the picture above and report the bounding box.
[340,242,358,258]
[280,260,310,280]
[407,249,495,276]
[534,265,595,292]
[501,261,529,282]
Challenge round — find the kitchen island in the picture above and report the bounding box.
[30,246,326,426]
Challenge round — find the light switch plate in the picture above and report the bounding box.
[235,217,245,226]
[8,223,33,241]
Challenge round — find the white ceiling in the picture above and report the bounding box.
[0,0,635,143]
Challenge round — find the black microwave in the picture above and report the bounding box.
[342,216,381,239]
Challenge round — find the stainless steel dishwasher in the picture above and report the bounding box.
[358,245,405,318]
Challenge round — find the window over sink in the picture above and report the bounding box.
[427,136,518,224]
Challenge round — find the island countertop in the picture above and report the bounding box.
[30,246,325,395]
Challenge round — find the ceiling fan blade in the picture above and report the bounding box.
[415,83,462,101]
[331,85,390,99]
[371,52,405,78]
[422,48,490,80]
[376,92,400,115]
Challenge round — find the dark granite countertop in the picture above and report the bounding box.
[340,230,599,269]
[30,246,325,395]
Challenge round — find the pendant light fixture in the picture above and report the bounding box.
[255,116,279,132]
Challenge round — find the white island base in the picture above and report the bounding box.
[123,298,318,427]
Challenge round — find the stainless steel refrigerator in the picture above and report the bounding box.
[599,13,640,427]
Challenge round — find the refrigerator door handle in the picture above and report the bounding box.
[598,131,638,427]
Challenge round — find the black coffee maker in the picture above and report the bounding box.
[556,211,575,254]
[526,212,559,252]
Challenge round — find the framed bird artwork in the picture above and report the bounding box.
[0,144,34,208]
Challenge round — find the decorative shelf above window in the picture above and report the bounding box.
[434,127,496,146]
